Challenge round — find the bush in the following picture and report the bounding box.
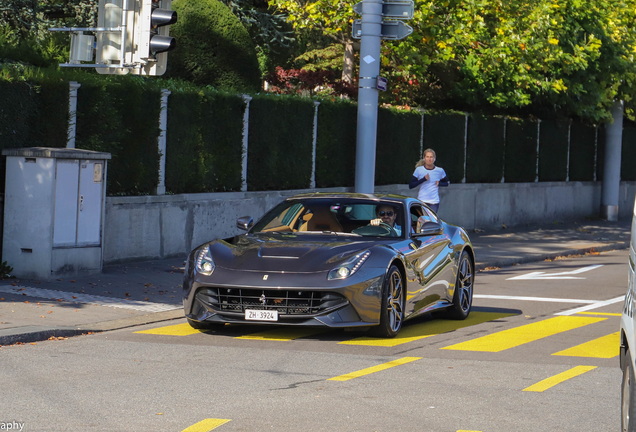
[75,76,162,195]
[466,114,505,183]
[376,108,421,185]
[247,95,314,190]
[166,89,245,193]
[424,112,466,183]
[504,118,537,182]
[315,99,357,188]
[167,0,261,93]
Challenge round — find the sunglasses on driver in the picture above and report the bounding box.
[377,211,394,217]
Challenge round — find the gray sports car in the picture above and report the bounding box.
[183,193,474,337]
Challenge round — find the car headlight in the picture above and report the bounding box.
[328,251,370,280]
[195,246,215,276]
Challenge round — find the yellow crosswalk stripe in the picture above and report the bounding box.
[236,327,328,341]
[135,323,205,336]
[181,419,231,432]
[441,316,606,352]
[328,357,422,381]
[523,366,597,392]
[552,331,620,358]
[340,312,516,347]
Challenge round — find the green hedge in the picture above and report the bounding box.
[247,95,315,190]
[315,100,357,188]
[623,123,636,181]
[424,112,466,183]
[166,90,244,194]
[75,78,161,195]
[504,118,537,182]
[596,126,605,181]
[538,119,569,182]
[376,108,422,185]
[568,122,596,182]
[466,114,504,183]
[3,65,630,197]
[0,75,68,191]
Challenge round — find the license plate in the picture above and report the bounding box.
[245,309,278,321]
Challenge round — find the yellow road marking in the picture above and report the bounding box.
[457,430,482,432]
[441,316,606,352]
[575,312,622,317]
[181,419,231,432]
[328,357,421,381]
[236,327,328,341]
[135,323,205,336]
[552,331,620,358]
[523,366,597,392]
[340,312,516,347]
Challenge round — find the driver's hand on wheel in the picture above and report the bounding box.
[370,218,382,226]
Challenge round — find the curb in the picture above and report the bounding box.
[475,241,629,271]
[0,309,183,345]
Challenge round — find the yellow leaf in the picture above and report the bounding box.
[548,38,559,45]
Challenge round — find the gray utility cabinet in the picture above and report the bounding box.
[2,147,111,280]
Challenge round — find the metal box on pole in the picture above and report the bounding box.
[2,148,111,281]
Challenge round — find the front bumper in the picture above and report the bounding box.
[183,266,386,328]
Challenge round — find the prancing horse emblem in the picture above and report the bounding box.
[259,293,266,305]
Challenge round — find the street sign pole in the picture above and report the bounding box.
[355,0,383,194]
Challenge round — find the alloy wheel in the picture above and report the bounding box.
[388,270,404,332]
[457,254,473,313]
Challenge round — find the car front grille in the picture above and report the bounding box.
[196,287,347,316]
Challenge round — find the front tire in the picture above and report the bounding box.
[372,265,404,338]
[622,350,636,432]
[446,250,474,320]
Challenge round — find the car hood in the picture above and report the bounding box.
[206,234,390,273]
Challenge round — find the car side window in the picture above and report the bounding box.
[410,204,439,235]
[423,206,439,223]
[409,205,424,236]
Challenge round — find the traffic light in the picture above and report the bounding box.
[94,0,177,75]
[135,0,177,76]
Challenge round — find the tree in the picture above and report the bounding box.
[268,0,357,82]
[384,0,636,121]
[167,0,262,93]
[271,0,636,122]
[0,0,96,66]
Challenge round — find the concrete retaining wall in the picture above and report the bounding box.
[102,181,636,264]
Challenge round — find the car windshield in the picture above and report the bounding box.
[250,198,406,238]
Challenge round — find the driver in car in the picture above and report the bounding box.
[370,204,403,236]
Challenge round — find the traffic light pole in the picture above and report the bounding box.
[354,0,383,194]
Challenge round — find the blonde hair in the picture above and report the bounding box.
[415,148,436,168]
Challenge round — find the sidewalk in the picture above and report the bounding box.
[0,218,631,345]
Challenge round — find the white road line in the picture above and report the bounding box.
[554,295,625,316]
[0,285,180,313]
[506,264,604,280]
[474,294,598,304]
[474,294,625,316]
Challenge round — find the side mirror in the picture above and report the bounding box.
[237,216,254,231]
[414,221,443,237]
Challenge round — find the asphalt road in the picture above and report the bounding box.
[0,250,628,432]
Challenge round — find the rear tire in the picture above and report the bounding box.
[372,265,404,338]
[622,350,636,432]
[446,250,473,320]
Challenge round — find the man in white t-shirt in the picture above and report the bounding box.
[409,148,449,213]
